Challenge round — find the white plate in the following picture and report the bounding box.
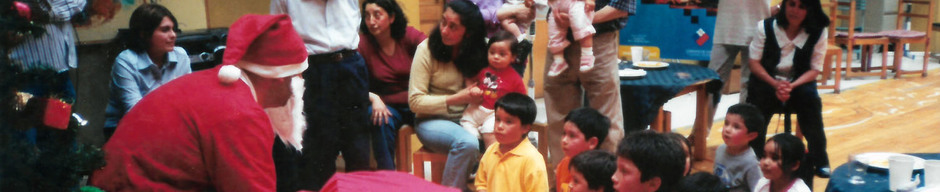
[619,68,646,78]
[634,61,669,69]
[855,152,926,170]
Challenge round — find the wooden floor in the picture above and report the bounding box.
[677,69,940,192]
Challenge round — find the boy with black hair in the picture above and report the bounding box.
[568,150,616,192]
[666,132,693,176]
[675,172,729,192]
[612,130,684,192]
[474,93,548,192]
[557,107,610,192]
[714,103,764,192]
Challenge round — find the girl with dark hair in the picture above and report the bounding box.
[407,0,487,190]
[104,3,190,139]
[358,0,427,170]
[745,0,831,180]
[755,134,810,192]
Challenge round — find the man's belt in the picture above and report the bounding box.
[308,49,357,63]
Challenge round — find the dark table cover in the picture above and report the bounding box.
[825,153,940,192]
[619,61,722,133]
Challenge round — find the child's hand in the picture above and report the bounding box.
[524,0,534,7]
[585,0,595,12]
[553,11,570,27]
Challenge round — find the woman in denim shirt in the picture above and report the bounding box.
[104,4,190,140]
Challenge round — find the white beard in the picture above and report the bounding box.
[263,76,306,151]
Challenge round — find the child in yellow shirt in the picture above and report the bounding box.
[474,93,548,192]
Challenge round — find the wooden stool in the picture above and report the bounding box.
[771,111,804,141]
[397,123,550,184]
[397,125,447,183]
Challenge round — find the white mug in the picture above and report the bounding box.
[926,160,940,188]
[889,156,915,191]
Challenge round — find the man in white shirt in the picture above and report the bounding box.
[271,0,371,191]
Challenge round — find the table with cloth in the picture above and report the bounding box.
[320,171,460,192]
[826,153,940,192]
[618,61,722,160]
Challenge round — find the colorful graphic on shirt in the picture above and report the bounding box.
[483,71,500,99]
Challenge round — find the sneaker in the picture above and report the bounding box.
[815,165,831,178]
[547,61,568,77]
[579,54,595,72]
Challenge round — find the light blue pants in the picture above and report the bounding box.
[415,119,481,191]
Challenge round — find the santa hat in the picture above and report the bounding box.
[218,14,308,83]
[218,14,308,151]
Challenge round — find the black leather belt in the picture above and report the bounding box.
[308,49,357,63]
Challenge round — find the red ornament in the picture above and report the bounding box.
[41,98,72,130]
[12,1,31,21]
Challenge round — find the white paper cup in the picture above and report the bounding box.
[890,156,915,191]
[926,160,940,188]
[631,47,644,62]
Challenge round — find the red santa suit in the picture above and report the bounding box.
[92,14,308,191]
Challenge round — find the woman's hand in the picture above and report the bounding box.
[469,86,483,98]
[369,93,392,126]
[461,84,484,104]
[775,80,792,102]
[447,82,484,105]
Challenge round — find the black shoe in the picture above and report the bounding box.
[516,39,533,65]
[815,166,831,178]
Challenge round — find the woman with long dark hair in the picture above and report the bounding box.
[408,0,487,190]
[358,0,427,170]
[104,4,190,140]
[745,0,831,181]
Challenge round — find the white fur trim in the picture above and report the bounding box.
[236,59,308,79]
[218,65,242,83]
[265,76,306,151]
[287,76,306,150]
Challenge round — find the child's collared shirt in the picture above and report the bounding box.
[475,138,549,192]
[555,156,572,192]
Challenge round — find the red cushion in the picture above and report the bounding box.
[880,30,926,39]
[835,31,884,39]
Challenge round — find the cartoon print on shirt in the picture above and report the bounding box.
[483,71,500,99]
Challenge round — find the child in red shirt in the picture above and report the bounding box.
[460,31,528,148]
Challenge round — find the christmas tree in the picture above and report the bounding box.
[1,0,105,191]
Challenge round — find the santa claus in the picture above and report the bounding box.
[91,14,307,191]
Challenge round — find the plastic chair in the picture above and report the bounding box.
[882,0,934,78]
